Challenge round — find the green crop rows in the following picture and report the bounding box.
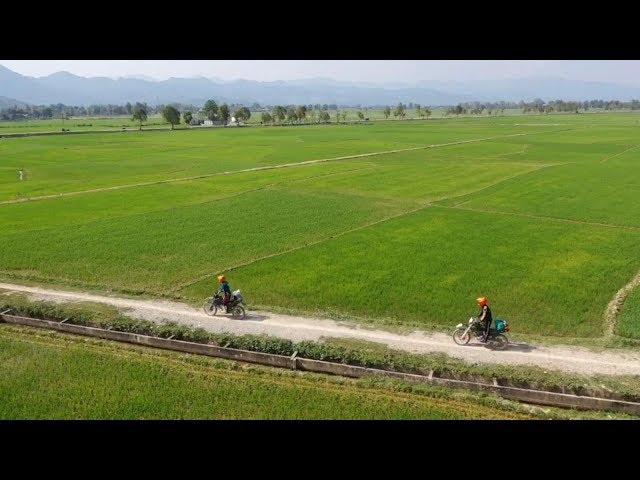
[2,324,544,419]
[1,113,639,338]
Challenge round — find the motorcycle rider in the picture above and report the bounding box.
[217,275,233,312]
[477,297,493,343]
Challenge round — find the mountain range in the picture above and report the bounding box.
[2,64,640,107]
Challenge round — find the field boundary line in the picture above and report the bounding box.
[0,270,170,299]
[600,144,640,163]
[444,164,559,207]
[172,165,556,293]
[170,202,435,293]
[0,128,577,207]
[436,204,640,232]
[0,165,379,238]
[603,269,640,336]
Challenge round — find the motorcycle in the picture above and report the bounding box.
[202,289,246,319]
[452,317,509,350]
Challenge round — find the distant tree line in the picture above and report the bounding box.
[3,97,640,123]
[0,102,198,121]
[520,98,640,113]
[438,98,640,117]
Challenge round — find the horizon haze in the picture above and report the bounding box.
[2,61,640,107]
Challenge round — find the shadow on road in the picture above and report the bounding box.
[464,341,536,352]
[215,311,268,322]
[507,342,537,352]
[242,312,268,322]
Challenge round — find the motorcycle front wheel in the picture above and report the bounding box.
[230,305,246,320]
[202,298,218,317]
[452,327,470,345]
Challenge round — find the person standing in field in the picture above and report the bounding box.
[477,297,493,342]
[18,168,24,181]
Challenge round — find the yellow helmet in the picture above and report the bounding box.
[476,297,488,307]
[217,275,226,283]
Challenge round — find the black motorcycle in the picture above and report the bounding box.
[452,317,509,350]
[202,290,246,319]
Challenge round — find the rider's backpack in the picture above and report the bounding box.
[495,319,508,333]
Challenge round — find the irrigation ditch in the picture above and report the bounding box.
[2,309,640,416]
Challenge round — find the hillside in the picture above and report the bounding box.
[4,64,640,107]
[0,96,28,108]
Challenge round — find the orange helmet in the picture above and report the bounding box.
[217,275,226,283]
[476,297,488,307]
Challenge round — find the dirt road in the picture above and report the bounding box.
[2,282,640,376]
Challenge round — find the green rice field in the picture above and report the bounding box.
[0,324,539,419]
[1,113,639,339]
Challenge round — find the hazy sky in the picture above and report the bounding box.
[2,60,639,86]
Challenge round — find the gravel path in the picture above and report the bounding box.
[2,282,640,376]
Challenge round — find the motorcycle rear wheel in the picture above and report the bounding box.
[453,327,470,345]
[202,298,218,317]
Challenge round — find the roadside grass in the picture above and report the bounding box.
[218,207,640,337]
[617,287,640,339]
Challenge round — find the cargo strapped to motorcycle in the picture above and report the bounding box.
[495,319,508,333]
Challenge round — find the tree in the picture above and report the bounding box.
[415,104,422,118]
[132,102,148,131]
[183,111,193,125]
[261,112,272,124]
[219,103,230,124]
[203,99,218,121]
[125,102,132,115]
[234,106,251,123]
[318,110,331,123]
[341,111,348,122]
[162,105,180,130]
[286,107,298,123]
[357,111,364,120]
[383,106,391,119]
[307,109,316,123]
[273,105,286,123]
[424,107,431,119]
[394,103,406,119]
[296,105,307,123]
